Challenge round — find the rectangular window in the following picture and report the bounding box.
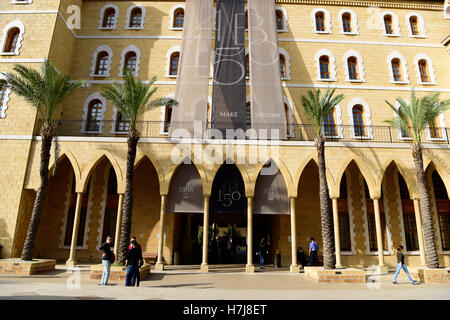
[403,209,419,251]
[339,211,351,251]
[367,209,388,251]
[438,210,450,251]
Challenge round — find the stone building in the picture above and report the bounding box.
[0,0,449,272]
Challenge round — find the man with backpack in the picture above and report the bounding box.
[98,235,113,286]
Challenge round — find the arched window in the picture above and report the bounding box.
[246,102,251,128]
[323,109,336,136]
[124,51,137,74]
[347,57,358,80]
[418,59,429,83]
[284,103,290,135]
[409,16,419,36]
[319,56,330,79]
[4,28,20,53]
[391,58,402,82]
[95,51,110,76]
[384,15,393,34]
[173,8,184,28]
[129,7,142,28]
[352,105,365,137]
[276,10,284,31]
[397,107,411,138]
[280,54,286,79]
[169,52,180,76]
[342,13,352,33]
[315,12,325,32]
[0,81,7,107]
[86,99,103,132]
[164,104,173,133]
[115,112,130,133]
[102,8,116,28]
[428,117,441,139]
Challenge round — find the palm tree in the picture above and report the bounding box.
[1,60,87,261]
[385,90,450,268]
[101,71,178,264]
[300,88,344,270]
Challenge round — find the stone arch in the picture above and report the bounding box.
[48,151,81,191]
[335,157,378,198]
[135,154,165,190]
[424,160,450,197]
[208,158,252,197]
[80,151,123,193]
[380,159,417,198]
[293,156,337,198]
[164,158,209,197]
[250,157,294,197]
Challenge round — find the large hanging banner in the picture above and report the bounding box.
[211,0,247,135]
[167,164,204,213]
[253,163,289,215]
[169,0,214,137]
[248,0,287,139]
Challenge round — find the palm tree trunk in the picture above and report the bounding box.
[21,123,54,261]
[412,143,439,268]
[315,135,335,270]
[118,130,139,265]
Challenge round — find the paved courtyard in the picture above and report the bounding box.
[0,264,449,300]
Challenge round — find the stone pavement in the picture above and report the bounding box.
[0,264,449,300]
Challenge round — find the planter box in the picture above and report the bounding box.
[397,267,450,284]
[90,263,151,281]
[0,259,56,275]
[304,266,366,283]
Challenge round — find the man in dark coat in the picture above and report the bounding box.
[125,240,144,287]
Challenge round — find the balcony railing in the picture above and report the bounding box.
[33,120,450,145]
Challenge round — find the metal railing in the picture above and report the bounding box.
[33,120,450,145]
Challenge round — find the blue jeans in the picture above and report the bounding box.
[125,265,139,287]
[393,263,414,283]
[258,252,264,267]
[100,260,111,285]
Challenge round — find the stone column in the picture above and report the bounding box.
[413,198,427,266]
[246,197,255,272]
[155,195,167,271]
[66,192,83,267]
[373,197,387,273]
[201,196,210,272]
[332,197,343,268]
[290,197,300,273]
[113,193,124,258]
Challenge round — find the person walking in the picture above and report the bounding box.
[98,235,113,286]
[256,237,268,270]
[308,237,319,266]
[125,240,144,287]
[393,245,418,285]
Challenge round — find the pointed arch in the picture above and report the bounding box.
[250,158,294,198]
[335,157,378,198]
[80,151,123,193]
[134,153,165,189]
[424,161,450,196]
[293,156,337,198]
[48,151,81,191]
[380,159,417,198]
[163,157,208,197]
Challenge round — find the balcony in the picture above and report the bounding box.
[33,120,450,145]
